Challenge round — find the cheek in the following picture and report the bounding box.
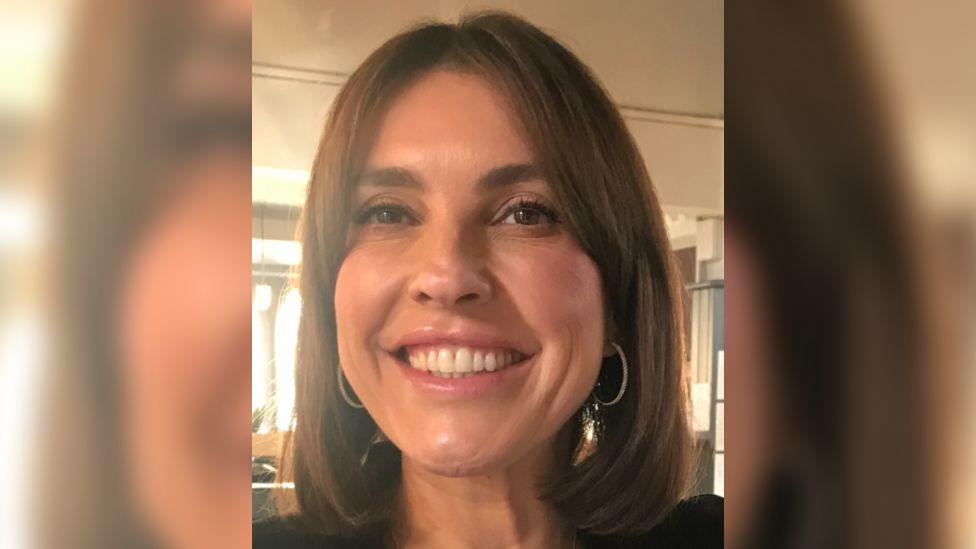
[117,173,251,549]
[501,242,605,345]
[334,246,401,364]
[496,240,606,398]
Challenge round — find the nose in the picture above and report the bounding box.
[407,226,493,308]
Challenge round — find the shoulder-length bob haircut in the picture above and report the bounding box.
[279,10,692,537]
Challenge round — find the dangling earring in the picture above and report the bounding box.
[593,342,628,406]
[360,428,391,466]
[337,366,365,409]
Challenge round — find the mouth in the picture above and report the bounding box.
[391,345,532,379]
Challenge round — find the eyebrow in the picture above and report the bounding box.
[358,162,543,191]
[477,163,542,191]
[358,166,423,189]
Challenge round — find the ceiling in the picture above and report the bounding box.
[254,0,723,116]
[252,0,725,241]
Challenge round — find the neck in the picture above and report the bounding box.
[391,444,575,549]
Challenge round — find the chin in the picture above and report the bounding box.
[406,439,503,478]
[423,461,483,478]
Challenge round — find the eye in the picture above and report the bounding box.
[497,199,559,226]
[355,202,414,225]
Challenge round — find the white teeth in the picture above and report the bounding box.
[437,348,454,372]
[455,348,473,373]
[484,352,497,372]
[404,346,525,375]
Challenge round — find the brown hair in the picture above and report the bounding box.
[279,10,692,537]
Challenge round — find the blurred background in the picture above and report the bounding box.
[249,0,727,519]
[726,2,975,548]
[0,0,971,548]
[1,1,252,548]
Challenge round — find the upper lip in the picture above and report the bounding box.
[388,326,535,355]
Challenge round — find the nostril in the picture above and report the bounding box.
[409,273,491,307]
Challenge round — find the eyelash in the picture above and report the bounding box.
[496,198,560,225]
[352,198,560,226]
[353,201,416,225]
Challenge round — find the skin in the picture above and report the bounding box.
[118,151,251,549]
[333,70,611,548]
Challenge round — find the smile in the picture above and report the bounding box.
[395,346,530,378]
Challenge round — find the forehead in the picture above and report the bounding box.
[365,70,535,175]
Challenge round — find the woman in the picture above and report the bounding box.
[257,12,722,548]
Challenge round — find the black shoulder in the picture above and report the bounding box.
[253,517,322,549]
[253,517,384,549]
[642,494,723,548]
[584,494,724,549]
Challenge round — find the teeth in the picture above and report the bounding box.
[455,348,473,372]
[404,346,524,375]
[437,348,454,373]
[484,352,497,372]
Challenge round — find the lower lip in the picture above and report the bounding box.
[393,354,533,397]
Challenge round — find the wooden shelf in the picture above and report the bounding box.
[252,431,285,457]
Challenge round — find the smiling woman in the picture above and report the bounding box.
[255,11,721,549]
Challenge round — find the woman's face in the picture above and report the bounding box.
[334,70,607,476]
[118,151,250,549]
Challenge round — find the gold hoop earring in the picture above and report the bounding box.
[593,342,628,406]
[337,366,365,409]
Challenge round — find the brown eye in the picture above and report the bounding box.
[374,208,403,224]
[497,199,559,227]
[354,203,413,225]
[512,208,541,225]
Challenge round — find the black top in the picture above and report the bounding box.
[254,494,723,548]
